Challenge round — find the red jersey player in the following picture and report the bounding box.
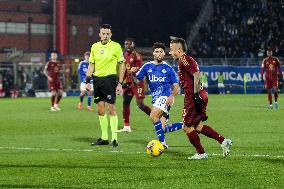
[261,49,283,109]
[169,38,232,160]
[44,52,63,111]
[118,38,151,132]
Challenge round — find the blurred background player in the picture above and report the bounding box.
[77,52,94,111]
[201,72,208,90]
[86,24,125,147]
[136,42,180,148]
[217,72,225,94]
[169,38,232,160]
[44,52,63,111]
[118,38,152,132]
[261,49,283,109]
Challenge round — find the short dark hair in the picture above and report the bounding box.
[153,42,166,51]
[170,38,187,52]
[125,38,135,43]
[50,50,58,54]
[100,24,112,30]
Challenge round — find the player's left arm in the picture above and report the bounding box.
[193,71,202,94]
[193,71,204,112]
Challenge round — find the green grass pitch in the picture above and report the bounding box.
[0,94,283,188]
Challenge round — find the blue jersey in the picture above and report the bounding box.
[136,61,178,104]
[77,61,89,82]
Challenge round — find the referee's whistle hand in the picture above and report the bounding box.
[116,84,122,95]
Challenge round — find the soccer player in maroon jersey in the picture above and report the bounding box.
[169,38,232,160]
[261,49,283,109]
[44,52,63,111]
[118,38,152,132]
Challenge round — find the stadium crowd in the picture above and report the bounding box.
[190,0,284,58]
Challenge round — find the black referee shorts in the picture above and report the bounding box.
[92,75,118,104]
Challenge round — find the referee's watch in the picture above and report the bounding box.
[85,76,92,84]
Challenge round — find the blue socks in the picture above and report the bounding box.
[80,95,92,107]
[154,121,165,143]
[164,122,183,133]
[87,96,92,106]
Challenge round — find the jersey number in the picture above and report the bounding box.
[138,88,143,94]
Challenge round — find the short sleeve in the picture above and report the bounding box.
[115,44,124,64]
[168,66,179,84]
[136,64,147,81]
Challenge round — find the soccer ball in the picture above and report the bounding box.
[146,140,165,157]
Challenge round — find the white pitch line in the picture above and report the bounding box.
[0,146,284,158]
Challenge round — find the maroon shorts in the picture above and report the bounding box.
[182,89,208,127]
[123,83,145,99]
[48,80,62,91]
[265,79,278,89]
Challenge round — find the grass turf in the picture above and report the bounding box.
[0,94,283,188]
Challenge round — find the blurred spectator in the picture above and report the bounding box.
[192,0,283,58]
[217,72,225,94]
[3,70,14,97]
[25,80,35,97]
[201,72,208,89]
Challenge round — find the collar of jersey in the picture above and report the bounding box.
[151,60,166,65]
[100,40,112,45]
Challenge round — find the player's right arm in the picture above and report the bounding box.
[44,62,52,82]
[85,48,95,89]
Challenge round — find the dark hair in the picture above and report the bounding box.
[50,50,58,54]
[153,42,166,51]
[170,38,187,52]
[100,24,112,30]
[125,38,135,43]
[84,52,90,56]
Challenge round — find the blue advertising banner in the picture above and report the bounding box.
[172,65,284,94]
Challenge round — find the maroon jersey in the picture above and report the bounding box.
[177,54,200,95]
[261,57,282,81]
[178,54,207,126]
[123,51,143,86]
[45,61,61,80]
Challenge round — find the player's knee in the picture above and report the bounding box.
[108,105,116,116]
[51,91,56,96]
[183,125,195,133]
[88,91,93,96]
[150,111,159,123]
[80,91,86,96]
[195,124,203,133]
[57,90,63,96]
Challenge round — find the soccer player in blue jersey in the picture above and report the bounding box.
[136,42,182,148]
[77,52,94,111]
